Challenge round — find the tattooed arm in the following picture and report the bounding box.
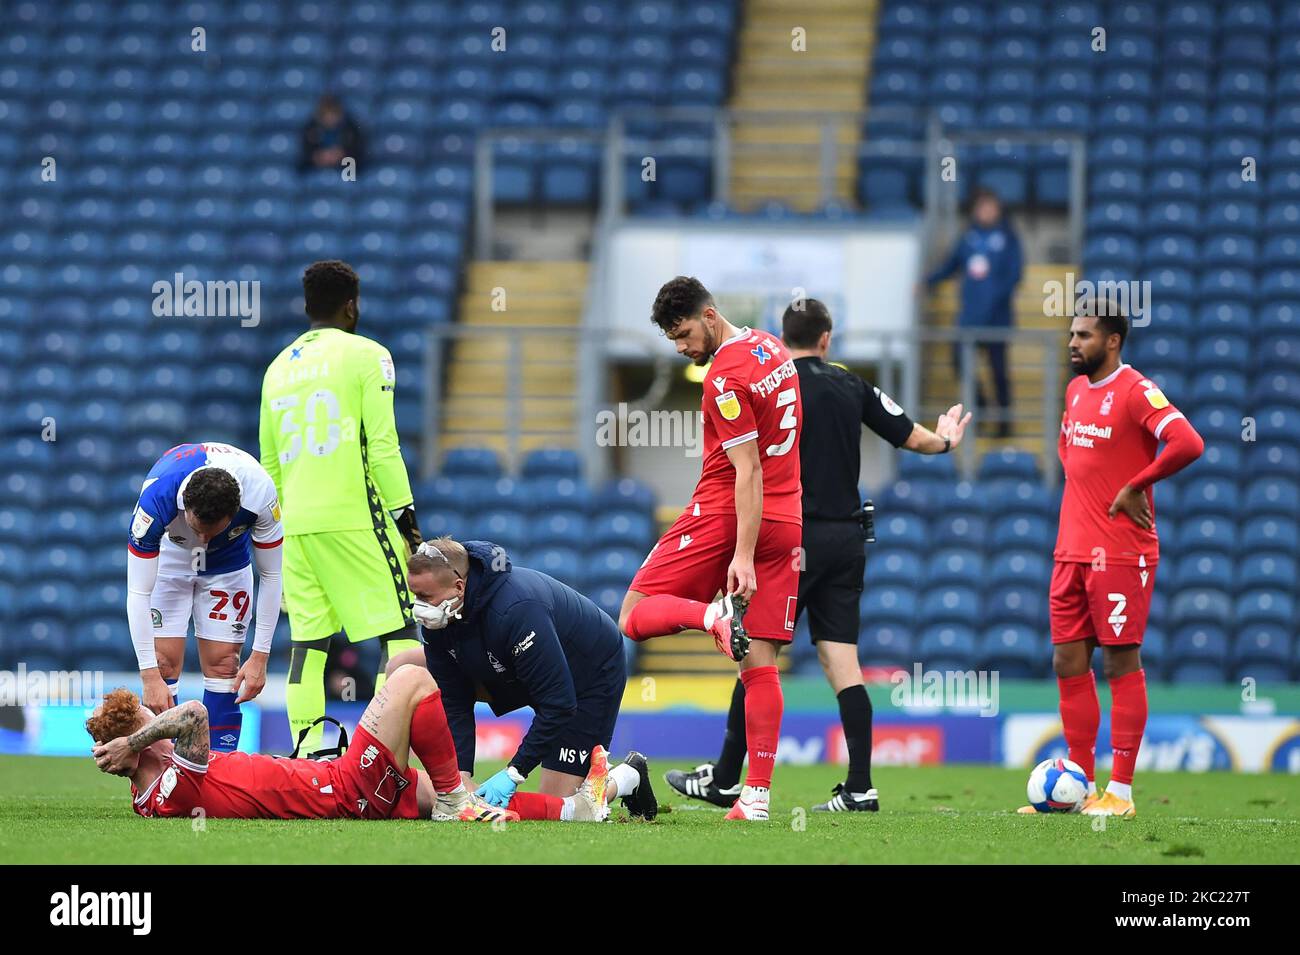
[128,699,210,765]
[94,701,210,775]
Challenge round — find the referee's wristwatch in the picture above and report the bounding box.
[941,435,952,453]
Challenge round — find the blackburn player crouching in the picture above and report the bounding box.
[126,442,283,752]
[384,537,658,822]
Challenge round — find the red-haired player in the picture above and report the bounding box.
[88,664,522,823]
[1022,296,1203,818]
[619,276,803,822]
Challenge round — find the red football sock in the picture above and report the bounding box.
[1057,671,1100,782]
[740,665,783,790]
[624,594,709,641]
[408,691,462,794]
[1108,669,1148,787]
[508,791,564,821]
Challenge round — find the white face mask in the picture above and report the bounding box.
[413,595,462,630]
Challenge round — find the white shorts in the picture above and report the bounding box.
[150,566,255,644]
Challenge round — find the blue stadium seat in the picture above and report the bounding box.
[469,511,529,552]
[1169,625,1230,683]
[590,511,654,550]
[522,448,582,479]
[858,623,913,667]
[861,586,919,626]
[1235,590,1295,628]
[593,478,656,513]
[1170,589,1233,628]
[919,587,980,627]
[441,446,503,479]
[917,624,978,672]
[866,548,924,586]
[925,549,982,587]
[529,511,588,549]
[588,548,644,589]
[977,624,1043,679]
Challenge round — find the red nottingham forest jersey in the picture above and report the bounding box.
[131,750,337,819]
[689,328,803,525]
[1055,363,1186,566]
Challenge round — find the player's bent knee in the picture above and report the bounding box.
[389,662,436,696]
[384,645,425,679]
[617,590,645,635]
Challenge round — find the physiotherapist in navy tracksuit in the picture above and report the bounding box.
[923,187,1023,437]
[386,536,654,817]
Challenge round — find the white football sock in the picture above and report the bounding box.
[609,763,639,801]
[1107,781,1132,801]
[560,797,575,821]
[1088,780,1098,796]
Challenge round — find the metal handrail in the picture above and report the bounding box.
[422,322,1068,487]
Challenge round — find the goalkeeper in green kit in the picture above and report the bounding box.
[259,261,424,754]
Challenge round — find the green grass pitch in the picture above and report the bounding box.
[3,755,1298,864]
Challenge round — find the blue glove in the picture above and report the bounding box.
[476,768,519,808]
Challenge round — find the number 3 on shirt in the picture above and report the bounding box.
[766,387,798,457]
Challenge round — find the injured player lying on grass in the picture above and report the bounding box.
[87,662,605,823]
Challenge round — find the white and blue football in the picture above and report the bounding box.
[1026,758,1089,813]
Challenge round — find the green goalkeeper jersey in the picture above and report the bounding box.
[259,326,414,536]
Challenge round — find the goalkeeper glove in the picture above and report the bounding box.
[389,504,422,551]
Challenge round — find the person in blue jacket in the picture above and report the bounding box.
[384,536,657,821]
[922,187,1023,437]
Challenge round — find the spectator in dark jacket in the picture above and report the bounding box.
[923,187,1023,437]
[300,94,364,172]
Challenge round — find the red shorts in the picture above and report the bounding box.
[629,510,801,642]
[1049,560,1156,646]
[329,726,421,820]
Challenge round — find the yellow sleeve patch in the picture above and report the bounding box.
[1144,387,1169,409]
[715,391,741,420]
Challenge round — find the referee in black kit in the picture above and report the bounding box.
[667,298,972,812]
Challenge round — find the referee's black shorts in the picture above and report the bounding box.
[796,518,866,645]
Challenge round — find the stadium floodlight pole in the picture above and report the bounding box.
[423,330,443,479]
[1068,137,1087,266]
[601,113,626,223]
[474,135,495,260]
[958,330,979,474]
[818,116,837,206]
[712,110,731,206]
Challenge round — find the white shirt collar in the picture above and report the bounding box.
[1088,363,1129,389]
[714,327,753,354]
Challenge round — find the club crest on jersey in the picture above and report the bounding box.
[130,507,153,540]
[712,376,727,393]
[227,524,249,540]
[715,391,742,420]
[151,609,163,629]
[1100,390,1114,416]
[750,343,771,365]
